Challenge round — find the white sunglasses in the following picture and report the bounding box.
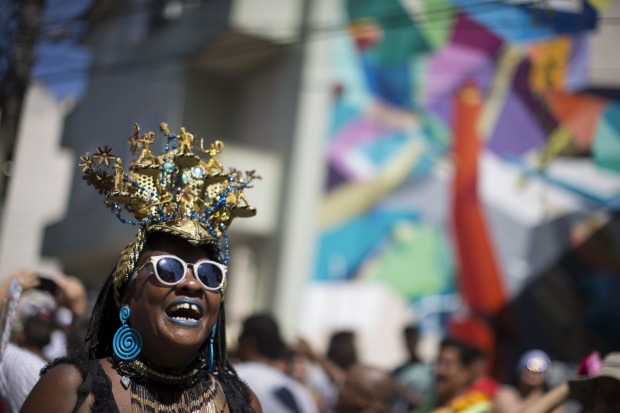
[136,255,227,291]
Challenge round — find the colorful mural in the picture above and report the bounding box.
[316,0,620,376]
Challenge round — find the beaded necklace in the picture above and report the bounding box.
[113,356,228,413]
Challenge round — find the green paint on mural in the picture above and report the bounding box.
[366,222,452,300]
[593,104,620,174]
[347,0,431,64]
[417,0,455,51]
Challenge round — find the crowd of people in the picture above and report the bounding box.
[0,122,618,412]
[229,321,620,413]
[0,275,619,413]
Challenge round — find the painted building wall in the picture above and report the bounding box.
[8,0,619,374]
[292,0,620,372]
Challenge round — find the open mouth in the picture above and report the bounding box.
[164,300,204,325]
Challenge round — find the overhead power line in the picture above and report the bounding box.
[33,0,596,41]
[26,0,618,85]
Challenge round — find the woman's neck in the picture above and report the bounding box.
[140,346,201,370]
[519,384,545,399]
[113,353,208,388]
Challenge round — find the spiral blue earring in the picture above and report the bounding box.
[208,324,217,372]
[113,306,143,361]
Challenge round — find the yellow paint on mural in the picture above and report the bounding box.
[479,45,522,140]
[319,140,424,229]
[535,125,573,170]
[529,37,571,92]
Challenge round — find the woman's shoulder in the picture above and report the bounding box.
[42,356,100,389]
[42,355,95,373]
[20,362,88,413]
[20,356,115,413]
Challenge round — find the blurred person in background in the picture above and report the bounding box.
[40,274,88,359]
[12,289,56,361]
[0,270,46,413]
[393,325,424,376]
[0,269,86,413]
[13,274,87,361]
[335,364,397,413]
[469,347,499,401]
[492,350,564,413]
[236,313,319,413]
[327,330,358,372]
[518,352,620,413]
[65,311,92,357]
[417,338,491,413]
[392,324,432,411]
[291,330,364,412]
[294,330,368,412]
[283,344,333,413]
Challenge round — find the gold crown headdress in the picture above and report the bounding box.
[80,122,259,305]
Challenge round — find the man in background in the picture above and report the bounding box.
[392,324,432,411]
[235,313,319,413]
[417,338,491,412]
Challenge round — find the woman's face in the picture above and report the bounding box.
[122,234,222,367]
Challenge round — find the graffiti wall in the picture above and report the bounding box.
[315,0,620,375]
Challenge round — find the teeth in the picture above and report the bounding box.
[167,302,202,321]
[169,303,200,313]
[173,316,195,322]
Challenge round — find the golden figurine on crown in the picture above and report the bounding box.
[80,122,259,264]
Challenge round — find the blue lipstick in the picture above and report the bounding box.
[164,298,204,327]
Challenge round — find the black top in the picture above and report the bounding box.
[42,357,119,413]
[42,357,256,413]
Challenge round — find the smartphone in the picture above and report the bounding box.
[35,276,58,294]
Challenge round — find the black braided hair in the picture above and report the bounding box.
[80,235,256,412]
[83,269,120,359]
[210,302,255,412]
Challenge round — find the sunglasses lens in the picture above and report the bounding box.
[196,262,224,289]
[155,257,185,284]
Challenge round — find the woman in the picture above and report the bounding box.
[493,350,563,413]
[21,122,262,412]
[517,352,620,413]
